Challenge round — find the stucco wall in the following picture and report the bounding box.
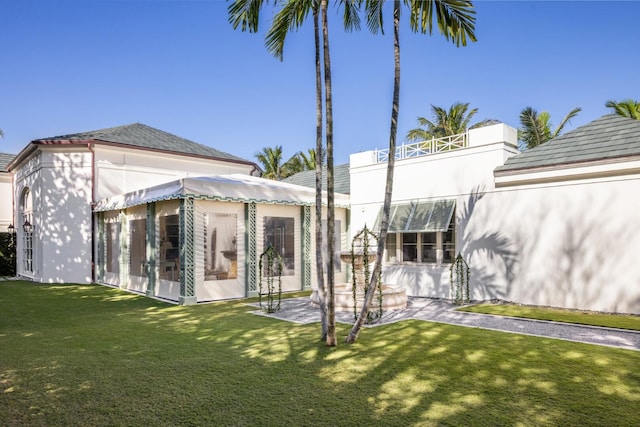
[463,176,640,314]
[13,150,93,283]
[94,146,256,200]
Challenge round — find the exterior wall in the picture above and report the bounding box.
[350,138,513,298]
[10,142,257,285]
[13,149,93,283]
[350,124,503,298]
[350,126,517,229]
[464,175,640,314]
[94,146,256,200]
[349,123,640,314]
[0,171,12,232]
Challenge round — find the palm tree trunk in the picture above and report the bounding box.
[346,0,401,344]
[313,2,327,340]
[321,0,336,347]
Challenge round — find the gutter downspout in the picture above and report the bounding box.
[88,142,96,283]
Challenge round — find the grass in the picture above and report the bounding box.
[458,303,640,331]
[1,281,639,426]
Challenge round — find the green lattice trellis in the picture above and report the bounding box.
[302,205,312,289]
[179,197,196,305]
[246,202,258,295]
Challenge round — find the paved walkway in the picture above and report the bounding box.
[251,297,640,352]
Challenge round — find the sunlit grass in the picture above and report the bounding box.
[459,303,640,331]
[1,280,639,426]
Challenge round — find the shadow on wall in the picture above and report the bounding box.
[458,187,518,301]
[511,190,640,314]
[40,153,93,283]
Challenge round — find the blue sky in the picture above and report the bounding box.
[1,1,638,165]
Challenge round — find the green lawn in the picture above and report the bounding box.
[458,303,640,331]
[1,281,639,426]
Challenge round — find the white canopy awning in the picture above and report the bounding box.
[94,174,351,212]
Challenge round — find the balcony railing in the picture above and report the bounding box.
[375,132,468,163]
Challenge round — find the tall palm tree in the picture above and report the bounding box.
[518,106,581,151]
[229,0,360,344]
[347,0,476,344]
[605,99,640,120]
[406,102,478,141]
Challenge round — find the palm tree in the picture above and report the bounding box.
[347,0,477,344]
[229,0,360,344]
[284,148,324,175]
[406,102,478,141]
[297,148,324,170]
[605,99,640,120]
[254,145,286,180]
[518,106,581,151]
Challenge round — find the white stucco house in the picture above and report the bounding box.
[6,124,349,303]
[5,115,640,313]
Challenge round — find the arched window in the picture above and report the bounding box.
[21,187,33,274]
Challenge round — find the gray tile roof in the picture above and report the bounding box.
[283,163,350,194]
[0,153,16,172]
[38,123,253,164]
[496,115,640,173]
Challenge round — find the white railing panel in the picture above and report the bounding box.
[374,132,468,163]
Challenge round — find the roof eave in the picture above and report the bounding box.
[7,138,260,172]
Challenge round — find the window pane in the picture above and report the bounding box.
[129,219,146,277]
[402,233,417,262]
[106,222,120,274]
[204,214,238,281]
[159,215,179,281]
[385,233,397,262]
[264,217,295,276]
[443,216,456,263]
[421,232,437,263]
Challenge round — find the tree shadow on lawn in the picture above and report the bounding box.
[2,281,640,426]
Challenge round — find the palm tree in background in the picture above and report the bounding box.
[283,148,325,174]
[297,148,325,170]
[254,145,286,180]
[605,99,640,120]
[518,106,581,151]
[406,102,478,141]
[347,0,477,344]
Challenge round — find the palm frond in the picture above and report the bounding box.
[606,99,640,120]
[552,107,581,138]
[341,0,362,32]
[408,0,476,46]
[519,107,545,150]
[265,0,312,60]
[228,0,270,32]
[364,0,384,34]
